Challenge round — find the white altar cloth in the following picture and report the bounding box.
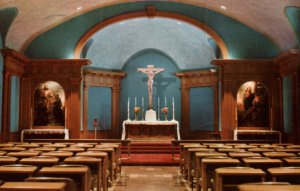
[122,120,180,140]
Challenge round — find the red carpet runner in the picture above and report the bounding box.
[121,141,180,166]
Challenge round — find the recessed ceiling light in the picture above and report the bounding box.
[220,5,226,10]
[177,21,182,25]
[120,22,124,25]
[77,6,83,11]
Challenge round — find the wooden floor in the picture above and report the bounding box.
[110,166,190,191]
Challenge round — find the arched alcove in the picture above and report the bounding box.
[33,81,65,127]
[120,49,181,122]
[237,81,269,128]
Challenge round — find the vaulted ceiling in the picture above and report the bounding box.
[0,0,299,69]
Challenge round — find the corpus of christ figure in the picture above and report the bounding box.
[137,65,164,109]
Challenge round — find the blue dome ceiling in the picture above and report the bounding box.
[84,17,217,70]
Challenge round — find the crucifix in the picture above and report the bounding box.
[137,65,164,110]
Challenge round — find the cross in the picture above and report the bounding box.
[137,65,164,109]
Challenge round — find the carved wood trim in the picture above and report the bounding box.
[1,49,26,142]
[20,58,90,139]
[275,49,300,143]
[176,70,219,139]
[213,59,281,139]
[83,69,126,138]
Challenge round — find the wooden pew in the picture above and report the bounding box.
[198,156,240,191]
[39,165,91,191]
[0,182,66,191]
[214,167,265,191]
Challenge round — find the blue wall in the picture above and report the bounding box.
[10,76,20,132]
[120,49,181,122]
[285,7,300,47]
[283,76,293,133]
[189,87,214,131]
[88,87,112,130]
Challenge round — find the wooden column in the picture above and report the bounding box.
[176,70,219,139]
[112,87,121,138]
[276,49,300,143]
[1,49,26,142]
[83,69,126,139]
[1,72,12,143]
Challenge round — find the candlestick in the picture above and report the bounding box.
[172,97,175,120]
[142,97,144,120]
[165,97,167,107]
[94,118,98,139]
[158,97,160,120]
[127,97,130,120]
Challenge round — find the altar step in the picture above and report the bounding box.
[121,141,180,154]
[121,141,180,166]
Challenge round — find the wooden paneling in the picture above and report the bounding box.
[1,49,90,141]
[276,49,300,143]
[176,70,219,139]
[1,49,27,143]
[83,69,125,139]
[213,59,281,139]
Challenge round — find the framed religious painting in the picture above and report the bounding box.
[236,81,269,128]
[33,81,65,127]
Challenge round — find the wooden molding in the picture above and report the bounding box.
[19,58,90,139]
[1,49,27,142]
[83,69,126,138]
[275,49,300,143]
[213,58,282,139]
[176,69,219,139]
[275,49,300,76]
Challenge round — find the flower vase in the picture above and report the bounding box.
[164,113,168,121]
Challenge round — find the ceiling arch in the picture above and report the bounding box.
[74,10,228,59]
[0,7,18,47]
[24,1,279,59]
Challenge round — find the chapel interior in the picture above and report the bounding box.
[0,0,300,191]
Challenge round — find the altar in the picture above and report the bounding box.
[121,120,180,140]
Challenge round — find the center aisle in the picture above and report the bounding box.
[111,166,190,191]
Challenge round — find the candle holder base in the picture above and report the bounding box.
[145,109,157,121]
[164,113,168,121]
[134,113,138,121]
